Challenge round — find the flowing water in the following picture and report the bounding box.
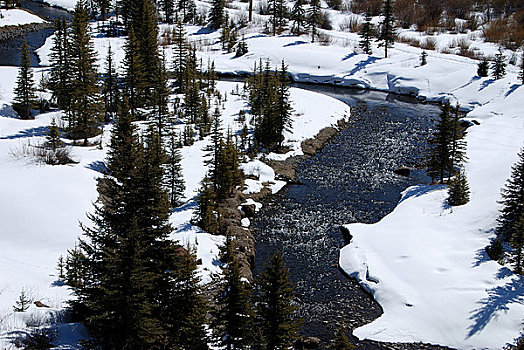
[252,86,445,348]
[0,0,70,66]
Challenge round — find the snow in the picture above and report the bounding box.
[0,9,45,27]
[2,2,524,347]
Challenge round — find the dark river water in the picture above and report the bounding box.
[0,0,71,66]
[0,6,448,347]
[252,86,444,348]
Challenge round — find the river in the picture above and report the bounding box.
[1,6,448,347]
[252,86,448,349]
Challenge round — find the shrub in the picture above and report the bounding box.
[420,37,436,50]
[486,237,504,261]
[338,16,361,32]
[320,11,333,30]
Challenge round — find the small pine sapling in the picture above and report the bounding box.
[13,289,31,312]
[477,59,489,77]
[57,255,66,279]
[420,51,428,66]
[45,117,62,151]
[448,170,470,206]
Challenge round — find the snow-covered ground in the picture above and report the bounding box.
[0,57,349,349]
[2,1,524,348]
[0,9,45,27]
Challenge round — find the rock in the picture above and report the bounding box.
[241,204,256,218]
[393,166,411,177]
[295,336,322,349]
[301,127,338,156]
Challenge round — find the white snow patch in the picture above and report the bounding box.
[0,9,45,27]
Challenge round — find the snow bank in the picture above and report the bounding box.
[340,61,524,349]
[0,9,45,27]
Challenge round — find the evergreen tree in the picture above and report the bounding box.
[377,0,396,58]
[491,49,506,80]
[359,10,374,55]
[208,0,225,30]
[162,0,175,23]
[137,0,162,104]
[497,148,524,242]
[122,27,147,119]
[166,133,186,207]
[57,255,66,279]
[420,51,427,66]
[290,0,305,35]
[102,44,118,122]
[449,105,467,176]
[307,0,322,42]
[167,244,209,349]
[268,0,287,35]
[426,102,453,183]
[48,17,73,114]
[173,20,189,91]
[194,179,219,233]
[65,243,84,288]
[151,52,171,138]
[13,39,36,120]
[274,61,293,148]
[509,214,524,275]
[213,235,253,350]
[75,98,178,348]
[477,59,489,77]
[45,117,63,151]
[13,289,31,312]
[69,0,102,144]
[255,252,301,350]
[448,169,470,206]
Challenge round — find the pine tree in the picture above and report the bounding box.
[194,179,219,233]
[122,27,147,119]
[307,0,322,42]
[268,0,287,35]
[65,243,84,288]
[255,252,301,350]
[102,45,117,122]
[448,169,470,206]
[477,59,489,77]
[173,20,189,91]
[48,17,73,114]
[151,52,171,138]
[57,255,66,279]
[329,324,356,350]
[449,104,467,176]
[69,0,102,144]
[426,102,453,183]
[75,98,177,348]
[213,234,254,350]
[290,0,306,35]
[497,148,524,241]
[274,61,293,148]
[45,117,62,151]
[359,10,374,55]
[166,133,186,207]
[377,0,396,58]
[491,49,506,80]
[13,39,36,120]
[420,51,427,66]
[13,289,31,312]
[162,0,175,23]
[509,214,524,274]
[208,0,225,30]
[167,244,209,349]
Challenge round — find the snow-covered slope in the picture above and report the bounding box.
[0,9,45,27]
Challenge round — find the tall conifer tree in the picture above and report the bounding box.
[13,39,36,120]
[359,10,374,55]
[48,18,73,115]
[377,0,396,58]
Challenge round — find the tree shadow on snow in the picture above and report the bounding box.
[348,56,379,75]
[398,184,445,204]
[467,273,524,338]
[504,84,521,98]
[341,52,358,61]
[479,78,495,91]
[283,40,308,47]
[86,160,107,174]
[472,247,492,267]
[0,126,48,140]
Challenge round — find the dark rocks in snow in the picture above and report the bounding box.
[241,204,256,218]
[339,225,352,242]
[34,301,49,308]
[295,336,322,349]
